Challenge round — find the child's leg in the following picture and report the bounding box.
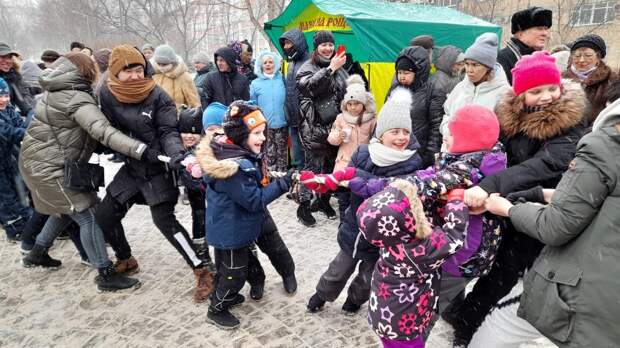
[0,170,32,239]
[315,250,358,302]
[211,247,249,310]
[346,257,375,305]
[380,336,424,348]
[255,213,295,279]
[336,190,351,221]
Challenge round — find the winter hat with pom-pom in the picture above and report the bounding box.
[375,87,412,137]
[223,100,267,147]
[512,51,561,96]
[448,105,499,153]
[342,74,367,105]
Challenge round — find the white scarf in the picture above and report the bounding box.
[263,72,275,79]
[368,138,417,167]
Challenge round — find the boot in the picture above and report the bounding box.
[114,256,140,275]
[95,264,141,292]
[22,244,62,269]
[282,274,297,294]
[194,240,216,273]
[250,283,264,301]
[207,306,240,330]
[224,294,245,309]
[194,267,214,303]
[341,298,361,315]
[317,195,337,219]
[310,198,320,213]
[296,202,316,227]
[307,293,326,313]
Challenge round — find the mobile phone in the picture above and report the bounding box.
[337,44,346,56]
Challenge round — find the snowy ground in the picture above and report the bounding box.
[0,158,555,347]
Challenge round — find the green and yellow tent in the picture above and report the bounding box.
[264,0,501,107]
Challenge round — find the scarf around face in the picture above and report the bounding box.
[368,138,417,167]
[107,73,156,104]
[570,64,597,80]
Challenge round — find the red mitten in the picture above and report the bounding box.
[300,171,329,193]
[321,167,357,191]
[447,189,465,202]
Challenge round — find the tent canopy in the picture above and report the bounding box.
[264,0,502,63]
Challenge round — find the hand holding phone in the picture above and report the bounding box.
[336,44,346,56]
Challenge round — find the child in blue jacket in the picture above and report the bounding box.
[197,101,295,330]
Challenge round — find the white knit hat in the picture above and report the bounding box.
[375,87,412,137]
[342,74,367,106]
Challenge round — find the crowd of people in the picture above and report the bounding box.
[1,4,619,347]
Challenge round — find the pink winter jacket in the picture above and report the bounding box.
[328,111,376,171]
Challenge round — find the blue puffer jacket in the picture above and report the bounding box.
[250,52,287,129]
[197,133,289,249]
[338,135,424,261]
[0,104,26,171]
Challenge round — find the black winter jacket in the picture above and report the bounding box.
[387,46,444,167]
[338,136,423,261]
[279,29,311,127]
[99,83,185,206]
[296,54,348,154]
[497,38,536,85]
[201,47,250,107]
[0,67,35,117]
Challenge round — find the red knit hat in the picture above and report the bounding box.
[512,51,561,96]
[448,105,499,153]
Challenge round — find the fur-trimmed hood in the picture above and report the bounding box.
[496,79,586,140]
[196,130,240,179]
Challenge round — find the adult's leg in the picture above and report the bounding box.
[187,188,206,241]
[20,211,49,251]
[149,200,202,269]
[69,208,112,269]
[346,257,375,305]
[274,127,289,172]
[266,128,278,170]
[65,221,89,261]
[22,214,72,268]
[96,193,136,261]
[289,126,305,169]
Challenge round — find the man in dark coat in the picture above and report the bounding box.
[279,28,310,169]
[0,43,35,117]
[497,7,552,84]
[200,47,250,108]
[96,44,212,303]
[386,46,444,167]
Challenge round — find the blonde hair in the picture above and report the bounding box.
[389,179,432,239]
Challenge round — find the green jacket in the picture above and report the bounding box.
[510,99,620,347]
[19,57,146,215]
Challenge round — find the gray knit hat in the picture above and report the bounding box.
[464,33,498,68]
[376,87,412,137]
[154,44,178,65]
[192,52,210,65]
[141,43,155,52]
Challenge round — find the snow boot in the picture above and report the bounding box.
[296,202,316,227]
[317,195,336,219]
[22,244,61,269]
[307,293,326,313]
[282,274,297,294]
[207,306,240,330]
[250,283,264,301]
[193,267,214,303]
[341,298,361,315]
[95,264,141,292]
[114,256,140,275]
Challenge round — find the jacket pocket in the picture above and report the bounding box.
[519,259,581,343]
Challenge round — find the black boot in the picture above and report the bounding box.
[95,264,141,292]
[22,244,62,269]
[194,240,216,273]
[341,298,361,315]
[296,202,316,227]
[307,293,326,313]
[317,195,336,219]
[250,283,264,301]
[207,306,240,330]
[282,274,297,294]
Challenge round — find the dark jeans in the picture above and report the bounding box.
[186,188,205,241]
[452,227,544,341]
[246,213,295,286]
[21,211,87,260]
[96,193,202,269]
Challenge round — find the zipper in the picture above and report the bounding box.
[56,178,76,212]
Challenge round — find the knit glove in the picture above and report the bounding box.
[181,155,202,178]
[321,167,357,191]
[299,171,329,194]
[506,186,545,204]
[348,177,388,198]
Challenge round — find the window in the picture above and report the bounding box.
[430,0,461,8]
[571,1,616,26]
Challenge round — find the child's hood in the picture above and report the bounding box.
[196,130,241,180]
[439,142,507,180]
[253,51,282,79]
[357,180,431,248]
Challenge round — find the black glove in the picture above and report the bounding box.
[506,186,545,204]
[168,153,186,171]
[143,148,162,163]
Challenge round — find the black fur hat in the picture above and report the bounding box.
[511,7,552,34]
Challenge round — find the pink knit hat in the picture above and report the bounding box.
[448,105,499,154]
[512,51,561,96]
